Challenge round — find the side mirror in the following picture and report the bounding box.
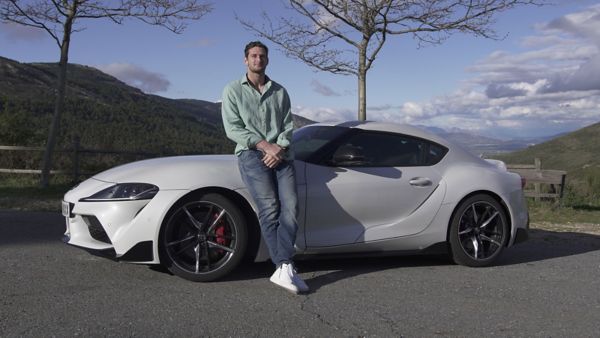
[331,145,367,166]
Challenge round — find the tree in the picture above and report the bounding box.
[239,0,542,121]
[0,0,213,187]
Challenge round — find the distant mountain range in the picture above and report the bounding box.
[0,56,312,156]
[420,126,563,155]
[0,55,580,156]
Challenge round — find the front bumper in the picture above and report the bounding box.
[62,186,189,264]
[62,201,155,262]
[62,232,154,262]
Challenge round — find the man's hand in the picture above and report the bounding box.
[262,153,281,168]
[256,140,285,168]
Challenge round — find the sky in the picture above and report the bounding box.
[1,0,600,140]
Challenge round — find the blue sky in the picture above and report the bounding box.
[2,0,600,139]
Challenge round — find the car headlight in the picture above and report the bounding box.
[80,183,159,202]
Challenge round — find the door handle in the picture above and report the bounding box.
[409,177,432,187]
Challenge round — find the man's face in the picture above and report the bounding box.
[244,46,269,74]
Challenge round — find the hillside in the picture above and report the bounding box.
[493,121,600,203]
[0,56,313,155]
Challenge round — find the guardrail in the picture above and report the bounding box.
[507,158,567,201]
[0,139,159,183]
[0,145,65,174]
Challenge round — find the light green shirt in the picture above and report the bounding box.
[221,75,294,158]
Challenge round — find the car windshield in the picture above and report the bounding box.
[292,125,349,161]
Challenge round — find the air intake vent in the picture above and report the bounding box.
[82,216,112,244]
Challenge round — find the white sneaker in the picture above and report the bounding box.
[288,264,310,293]
[270,264,299,294]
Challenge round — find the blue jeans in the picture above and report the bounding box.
[238,150,299,266]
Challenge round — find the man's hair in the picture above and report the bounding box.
[244,41,269,57]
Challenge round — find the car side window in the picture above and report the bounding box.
[425,143,447,165]
[292,126,349,161]
[328,131,445,167]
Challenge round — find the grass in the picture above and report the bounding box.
[528,200,600,225]
[0,175,72,212]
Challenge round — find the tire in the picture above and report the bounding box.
[449,194,508,267]
[159,193,248,282]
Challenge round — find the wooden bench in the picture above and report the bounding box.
[507,158,567,201]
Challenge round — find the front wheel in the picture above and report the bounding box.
[159,193,247,282]
[449,194,508,267]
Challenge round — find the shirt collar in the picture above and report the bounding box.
[241,74,271,86]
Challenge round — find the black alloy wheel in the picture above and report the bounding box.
[449,194,508,267]
[159,193,247,282]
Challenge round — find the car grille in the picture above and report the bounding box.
[82,215,112,244]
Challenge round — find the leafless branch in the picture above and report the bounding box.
[238,0,544,120]
[0,0,213,39]
[0,0,213,187]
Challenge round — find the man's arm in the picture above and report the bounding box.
[221,84,263,148]
[276,90,294,149]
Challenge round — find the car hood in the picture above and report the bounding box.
[91,155,244,190]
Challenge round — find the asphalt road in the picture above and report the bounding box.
[1,210,599,337]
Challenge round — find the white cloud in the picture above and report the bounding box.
[97,63,170,93]
[1,22,47,42]
[310,79,341,96]
[414,4,600,138]
[293,105,355,122]
[543,4,600,41]
[293,5,600,139]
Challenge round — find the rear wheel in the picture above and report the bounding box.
[449,194,508,267]
[159,193,247,282]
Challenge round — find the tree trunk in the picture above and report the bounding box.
[39,4,77,187]
[358,45,367,121]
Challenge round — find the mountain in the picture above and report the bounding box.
[0,56,561,157]
[491,121,600,172]
[492,121,600,202]
[419,125,562,155]
[0,56,313,156]
[422,122,599,202]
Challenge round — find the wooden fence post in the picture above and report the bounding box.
[534,158,541,202]
[506,158,567,201]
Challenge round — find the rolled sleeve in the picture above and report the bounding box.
[276,92,293,148]
[221,84,263,148]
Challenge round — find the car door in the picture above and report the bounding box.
[303,130,444,247]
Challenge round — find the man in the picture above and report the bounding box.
[221,41,309,294]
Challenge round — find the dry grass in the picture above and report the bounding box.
[531,222,600,235]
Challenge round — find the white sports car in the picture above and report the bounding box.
[62,121,529,282]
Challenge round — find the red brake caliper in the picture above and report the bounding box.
[213,213,229,251]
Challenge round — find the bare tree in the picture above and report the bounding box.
[0,0,213,187]
[239,0,542,121]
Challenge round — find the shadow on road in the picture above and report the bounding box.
[224,229,600,292]
[223,254,450,286]
[0,210,65,245]
[497,228,600,266]
[2,210,599,291]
